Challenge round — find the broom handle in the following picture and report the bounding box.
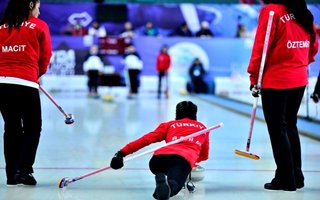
[257,11,274,89]
[246,97,258,151]
[247,11,274,152]
[39,86,68,117]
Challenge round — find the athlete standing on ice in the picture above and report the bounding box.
[0,0,52,186]
[110,101,209,200]
[247,0,318,192]
[156,45,171,99]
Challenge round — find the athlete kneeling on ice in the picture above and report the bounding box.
[110,101,209,200]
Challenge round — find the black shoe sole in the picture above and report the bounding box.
[6,183,20,187]
[264,183,296,192]
[155,174,170,200]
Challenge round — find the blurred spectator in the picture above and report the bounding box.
[71,20,87,36]
[187,58,208,93]
[195,21,213,38]
[156,45,171,99]
[169,22,193,37]
[123,45,143,99]
[239,0,255,4]
[120,21,136,38]
[235,16,249,38]
[61,22,74,35]
[143,21,159,37]
[88,20,107,38]
[235,24,250,38]
[83,44,104,97]
[235,24,245,38]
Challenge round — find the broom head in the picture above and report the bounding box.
[234,149,260,160]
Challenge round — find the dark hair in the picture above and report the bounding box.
[160,44,168,52]
[263,0,316,41]
[0,0,39,30]
[175,101,197,120]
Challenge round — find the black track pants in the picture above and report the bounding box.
[261,86,305,187]
[149,154,191,197]
[0,84,41,179]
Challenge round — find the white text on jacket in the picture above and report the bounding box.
[280,13,295,23]
[2,45,27,52]
[0,21,36,30]
[287,40,310,49]
[170,122,204,129]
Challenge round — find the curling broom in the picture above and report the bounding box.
[58,122,223,188]
[39,86,75,125]
[235,11,275,160]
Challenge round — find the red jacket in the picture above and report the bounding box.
[247,4,319,89]
[121,118,209,168]
[156,52,171,72]
[0,16,52,83]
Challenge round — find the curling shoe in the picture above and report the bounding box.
[155,173,171,200]
[264,182,296,192]
[15,171,37,186]
[6,179,20,186]
[296,182,304,189]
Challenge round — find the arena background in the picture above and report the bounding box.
[0,1,319,120]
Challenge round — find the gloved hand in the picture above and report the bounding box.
[110,151,125,170]
[250,85,260,97]
[310,92,319,103]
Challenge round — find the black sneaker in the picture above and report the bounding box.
[264,182,296,192]
[155,173,170,200]
[152,191,157,199]
[296,182,304,189]
[16,171,37,186]
[6,179,19,187]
